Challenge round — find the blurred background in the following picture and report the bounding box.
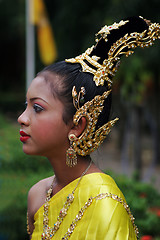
[0,0,160,239]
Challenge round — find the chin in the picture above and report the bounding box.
[22,145,43,156]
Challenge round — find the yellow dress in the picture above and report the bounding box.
[31,173,137,240]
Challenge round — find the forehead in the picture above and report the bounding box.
[27,75,63,108]
[27,76,65,114]
[27,76,51,98]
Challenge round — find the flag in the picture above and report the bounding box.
[29,0,57,65]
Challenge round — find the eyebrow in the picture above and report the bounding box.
[28,97,49,105]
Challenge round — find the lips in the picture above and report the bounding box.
[20,130,30,142]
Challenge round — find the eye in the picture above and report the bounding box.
[24,101,28,110]
[33,103,44,113]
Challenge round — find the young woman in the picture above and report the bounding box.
[18,16,159,239]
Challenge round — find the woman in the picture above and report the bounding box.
[18,16,160,239]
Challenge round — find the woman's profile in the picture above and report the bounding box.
[18,16,160,239]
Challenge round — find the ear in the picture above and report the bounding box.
[69,117,87,138]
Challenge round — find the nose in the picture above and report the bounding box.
[18,109,30,126]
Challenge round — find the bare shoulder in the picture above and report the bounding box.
[28,176,53,214]
[27,176,54,235]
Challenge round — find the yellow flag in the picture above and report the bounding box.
[29,0,57,65]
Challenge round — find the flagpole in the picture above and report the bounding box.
[26,0,35,91]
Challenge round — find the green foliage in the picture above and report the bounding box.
[116,55,154,105]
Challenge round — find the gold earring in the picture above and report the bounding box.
[66,134,77,167]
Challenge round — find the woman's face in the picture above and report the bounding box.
[18,75,71,158]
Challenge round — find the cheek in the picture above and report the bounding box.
[32,117,68,143]
[33,120,55,139]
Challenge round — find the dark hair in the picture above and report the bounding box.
[38,16,148,127]
[39,61,111,126]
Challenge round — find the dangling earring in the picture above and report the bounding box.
[66,134,77,167]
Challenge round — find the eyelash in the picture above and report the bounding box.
[24,102,44,113]
[25,101,27,108]
[33,103,44,113]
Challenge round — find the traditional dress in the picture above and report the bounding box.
[31,173,137,240]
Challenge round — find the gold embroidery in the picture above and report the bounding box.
[62,193,138,240]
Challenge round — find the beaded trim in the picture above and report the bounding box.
[62,193,139,240]
[27,212,31,235]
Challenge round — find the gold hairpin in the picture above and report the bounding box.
[72,86,86,110]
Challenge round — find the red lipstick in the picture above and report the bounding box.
[20,130,30,142]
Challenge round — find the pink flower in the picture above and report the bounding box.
[141,236,153,240]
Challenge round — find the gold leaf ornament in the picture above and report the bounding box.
[71,87,119,156]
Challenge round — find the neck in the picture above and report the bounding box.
[48,154,99,188]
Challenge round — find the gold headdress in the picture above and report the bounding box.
[65,16,160,157]
[66,17,160,88]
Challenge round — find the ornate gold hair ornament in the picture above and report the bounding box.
[71,86,118,156]
[66,18,160,88]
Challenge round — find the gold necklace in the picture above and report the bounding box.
[41,160,93,240]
